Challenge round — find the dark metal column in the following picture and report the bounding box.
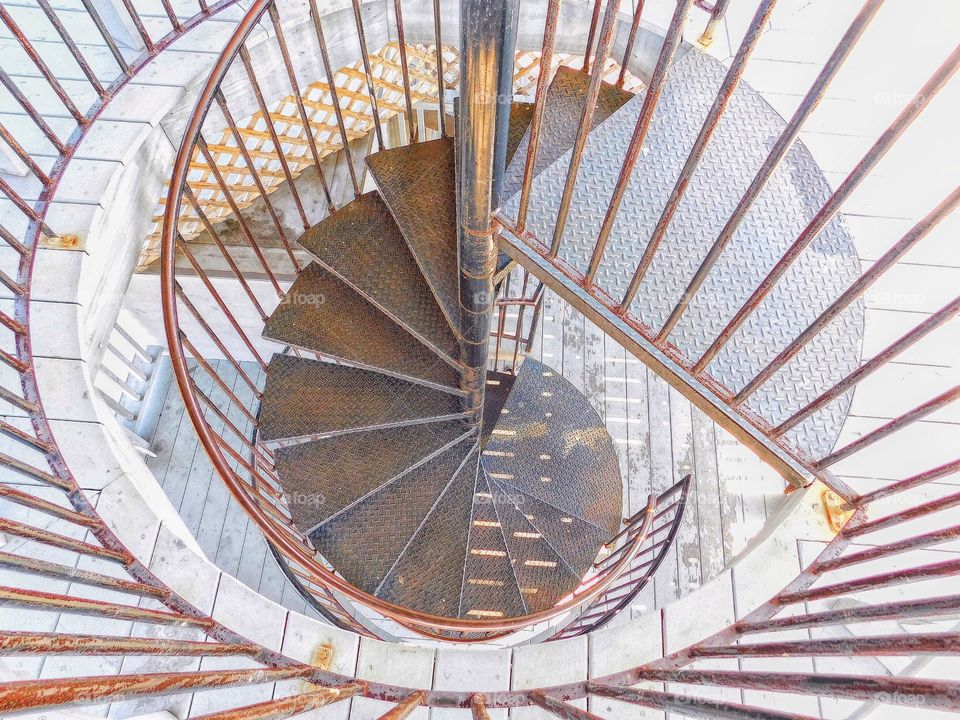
[458,0,515,420]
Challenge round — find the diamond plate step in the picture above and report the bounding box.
[272,422,472,532]
[459,468,528,619]
[506,102,534,168]
[487,473,580,613]
[500,66,634,202]
[263,263,462,394]
[481,358,622,534]
[258,355,466,443]
[501,50,863,459]
[481,370,516,446]
[377,445,479,617]
[366,138,460,332]
[309,438,476,596]
[490,479,609,580]
[296,192,461,364]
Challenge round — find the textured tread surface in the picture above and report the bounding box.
[296,192,460,362]
[264,263,461,392]
[459,469,528,619]
[500,66,634,201]
[488,474,581,613]
[309,438,476,595]
[502,50,863,457]
[493,481,608,580]
[258,355,464,442]
[481,359,622,533]
[481,370,516,446]
[273,422,469,530]
[506,102,535,167]
[377,446,479,617]
[366,138,460,330]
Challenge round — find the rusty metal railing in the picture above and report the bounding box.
[496,0,960,496]
[548,474,691,640]
[3,0,960,716]
[158,0,660,640]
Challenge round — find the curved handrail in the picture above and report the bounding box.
[159,0,659,637]
[2,0,960,715]
[547,475,691,640]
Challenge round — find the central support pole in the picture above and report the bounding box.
[458,0,516,421]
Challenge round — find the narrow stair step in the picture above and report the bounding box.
[258,355,465,443]
[488,480,609,580]
[500,66,634,201]
[459,469,528,619]
[309,439,476,596]
[505,102,534,168]
[366,138,460,330]
[297,192,460,363]
[273,422,471,531]
[487,474,581,613]
[376,445,479,617]
[481,359,622,533]
[263,263,462,393]
[481,371,516,446]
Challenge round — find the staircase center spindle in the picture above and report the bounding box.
[457,0,517,420]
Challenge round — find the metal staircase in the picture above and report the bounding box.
[250,70,635,621]
[0,0,959,716]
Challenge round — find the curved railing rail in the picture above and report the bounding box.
[548,474,691,640]
[3,0,960,715]
[158,0,660,639]
[497,0,960,497]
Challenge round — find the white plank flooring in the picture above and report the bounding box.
[145,358,323,620]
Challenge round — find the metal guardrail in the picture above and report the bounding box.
[0,0,958,716]
[158,0,662,640]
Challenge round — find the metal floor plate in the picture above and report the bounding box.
[481,358,623,534]
[481,370,516,446]
[487,473,581,613]
[366,139,461,331]
[296,191,461,362]
[459,469,528,619]
[377,445,480,617]
[272,422,469,531]
[264,263,461,393]
[309,438,476,596]
[503,50,864,458]
[258,355,464,443]
[500,66,634,201]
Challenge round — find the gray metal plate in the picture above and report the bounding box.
[273,422,469,530]
[309,438,475,596]
[297,191,461,362]
[258,355,464,443]
[264,263,461,392]
[366,139,461,332]
[481,359,623,534]
[503,50,864,458]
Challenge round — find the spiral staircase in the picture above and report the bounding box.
[1,0,959,717]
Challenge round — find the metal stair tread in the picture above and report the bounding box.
[376,445,480,617]
[505,102,535,168]
[257,355,465,443]
[272,422,471,532]
[263,262,462,393]
[308,438,477,597]
[490,477,609,580]
[481,358,622,533]
[487,472,581,613]
[296,191,461,363]
[365,138,460,331]
[500,65,634,202]
[480,370,516,446]
[459,468,528,618]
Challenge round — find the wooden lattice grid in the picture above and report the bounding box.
[141,44,643,269]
